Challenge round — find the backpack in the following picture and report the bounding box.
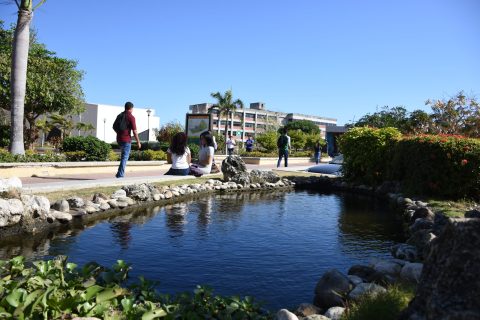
[277,135,288,150]
[113,112,128,133]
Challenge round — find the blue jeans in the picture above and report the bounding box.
[314,151,321,164]
[228,148,234,156]
[116,142,131,178]
[165,168,190,176]
[277,149,289,167]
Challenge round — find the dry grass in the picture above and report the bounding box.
[426,198,477,218]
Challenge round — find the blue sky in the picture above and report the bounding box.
[1,0,479,125]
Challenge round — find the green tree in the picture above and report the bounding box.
[305,133,325,151]
[426,91,480,137]
[404,109,432,135]
[287,129,307,151]
[6,0,47,155]
[209,90,244,154]
[355,106,408,131]
[0,22,85,149]
[256,130,278,152]
[75,122,95,135]
[156,121,184,143]
[282,119,320,134]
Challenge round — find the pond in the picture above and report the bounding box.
[0,190,404,309]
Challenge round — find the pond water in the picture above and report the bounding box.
[0,190,404,309]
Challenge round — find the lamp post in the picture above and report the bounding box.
[146,109,152,149]
[103,118,106,142]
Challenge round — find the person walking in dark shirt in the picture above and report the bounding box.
[114,102,141,178]
[314,142,321,164]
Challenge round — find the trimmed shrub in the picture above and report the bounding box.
[256,131,278,152]
[108,150,120,161]
[129,150,166,161]
[391,134,480,198]
[0,125,9,148]
[62,136,111,161]
[64,151,86,161]
[188,143,200,160]
[0,149,66,163]
[339,127,402,185]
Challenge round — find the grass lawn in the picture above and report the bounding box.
[425,198,477,218]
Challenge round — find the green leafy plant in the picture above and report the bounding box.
[0,148,66,163]
[0,256,270,319]
[255,131,278,152]
[188,143,200,160]
[62,136,111,161]
[129,150,167,161]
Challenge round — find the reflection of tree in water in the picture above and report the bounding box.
[337,193,405,254]
[110,218,133,250]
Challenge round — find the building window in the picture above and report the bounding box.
[245,123,254,128]
[233,121,242,127]
[246,113,255,118]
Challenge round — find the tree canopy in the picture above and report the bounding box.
[282,119,320,134]
[0,21,85,148]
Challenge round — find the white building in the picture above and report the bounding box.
[72,103,160,143]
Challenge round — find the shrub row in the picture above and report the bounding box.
[339,127,480,198]
[0,256,269,319]
[238,151,314,158]
[63,136,111,161]
[0,149,66,163]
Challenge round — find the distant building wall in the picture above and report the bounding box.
[72,103,160,143]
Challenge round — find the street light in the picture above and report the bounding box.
[103,118,106,142]
[146,109,152,148]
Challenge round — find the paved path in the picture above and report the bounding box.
[20,162,315,193]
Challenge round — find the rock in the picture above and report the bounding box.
[66,197,85,209]
[92,193,109,203]
[348,275,363,286]
[99,202,110,211]
[116,201,129,209]
[70,208,87,217]
[117,197,135,205]
[399,218,480,320]
[415,201,429,208]
[313,269,351,309]
[111,189,127,199]
[231,172,251,186]
[153,194,161,201]
[172,190,180,197]
[411,207,434,223]
[21,195,50,220]
[122,184,152,201]
[348,265,377,282]
[409,218,434,233]
[85,205,98,214]
[50,210,73,222]
[249,169,281,184]
[400,263,423,284]
[276,309,299,320]
[465,208,480,218]
[51,199,70,212]
[304,315,330,320]
[295,303,322,317]
[107,199,118,208]
[0,198,24,227]
[348,283,386,301]
[372,260,402,276]
[406,229,436,258]
[164,191,173,199]
[391,244,418,262]
[0,177,22,193]
[222,155,248,182]
[432,212,449,235]
[324,306,345,320]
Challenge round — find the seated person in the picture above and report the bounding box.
[190,132,215,176]
[165,132,191,176]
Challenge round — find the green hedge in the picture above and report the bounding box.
[339,127,402,185]
[339,127,480,198]
[238,151,313,158]
[0,256,269,319]
[129,150,167,161]
[63,136,111,161]
[391,135,480,198]
[0,149,66,163]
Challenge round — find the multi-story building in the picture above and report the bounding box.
[189,102,337,141]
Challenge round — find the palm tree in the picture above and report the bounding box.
[209,90,243,155]
[9,0,47,155]
[75,122,95,135]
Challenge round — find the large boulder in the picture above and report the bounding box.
[275,309,299,320]
[400,218,480,320]
[21,195,50,220]
[391,243,418,262]
[348,283,386,301]
[410,207,434,223]
[221,155,248,182]
[122,184,153,201]
[230,172,251,186]
[0,198,24,227]
[295,303,322,317]
[406,229,436,259]
[313,269,351,309]
[249,169,281,184]
[51,199,70,213]
[0,177,22,193]
[324,306,345,320]
[66,196,85,209]
[399,262,423,284]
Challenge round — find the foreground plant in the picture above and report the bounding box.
[0,256,270,319]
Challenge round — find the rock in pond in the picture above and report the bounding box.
[66,196,84,209]
[21,195,50,220]
[295,303,322,317]
[50,210,73,223]
[0,177,22,193]
[222,155,248,182]
[51,199,70,213]
[276,309,299,320]
[325,306,345,320]
[465,208,480,218]
[249,169,281,184]
[391,243,418,262]
[313,269,351,309]
[400,262,423,284]
[111,189,127,199]
[348,283,386,301]
[0,198,24,227]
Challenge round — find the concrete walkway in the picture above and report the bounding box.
[21,162,315,194]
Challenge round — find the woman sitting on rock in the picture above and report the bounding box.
[165,132,191,176]
[190,132,215,177]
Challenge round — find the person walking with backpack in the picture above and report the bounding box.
[277,128,291,168]
[113,102,141,178]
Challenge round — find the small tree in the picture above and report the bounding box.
[288,129,307,152]
[156,121,184,143]
[283,120,320,134]
[256,130,278,152]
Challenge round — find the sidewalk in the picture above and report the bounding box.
[20,162,314,194]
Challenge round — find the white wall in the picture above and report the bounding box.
[72,103,160,143]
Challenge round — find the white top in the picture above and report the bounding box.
[212,135,218,150]
[198,146,214,171]
[167,147,191,169]
[226,139,236,149]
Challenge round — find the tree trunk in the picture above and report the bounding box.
[9,9,32,155]
[224,113,228,155]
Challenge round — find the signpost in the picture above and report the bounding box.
[185,113,212,144]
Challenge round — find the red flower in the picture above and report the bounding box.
[461,159,468,166]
